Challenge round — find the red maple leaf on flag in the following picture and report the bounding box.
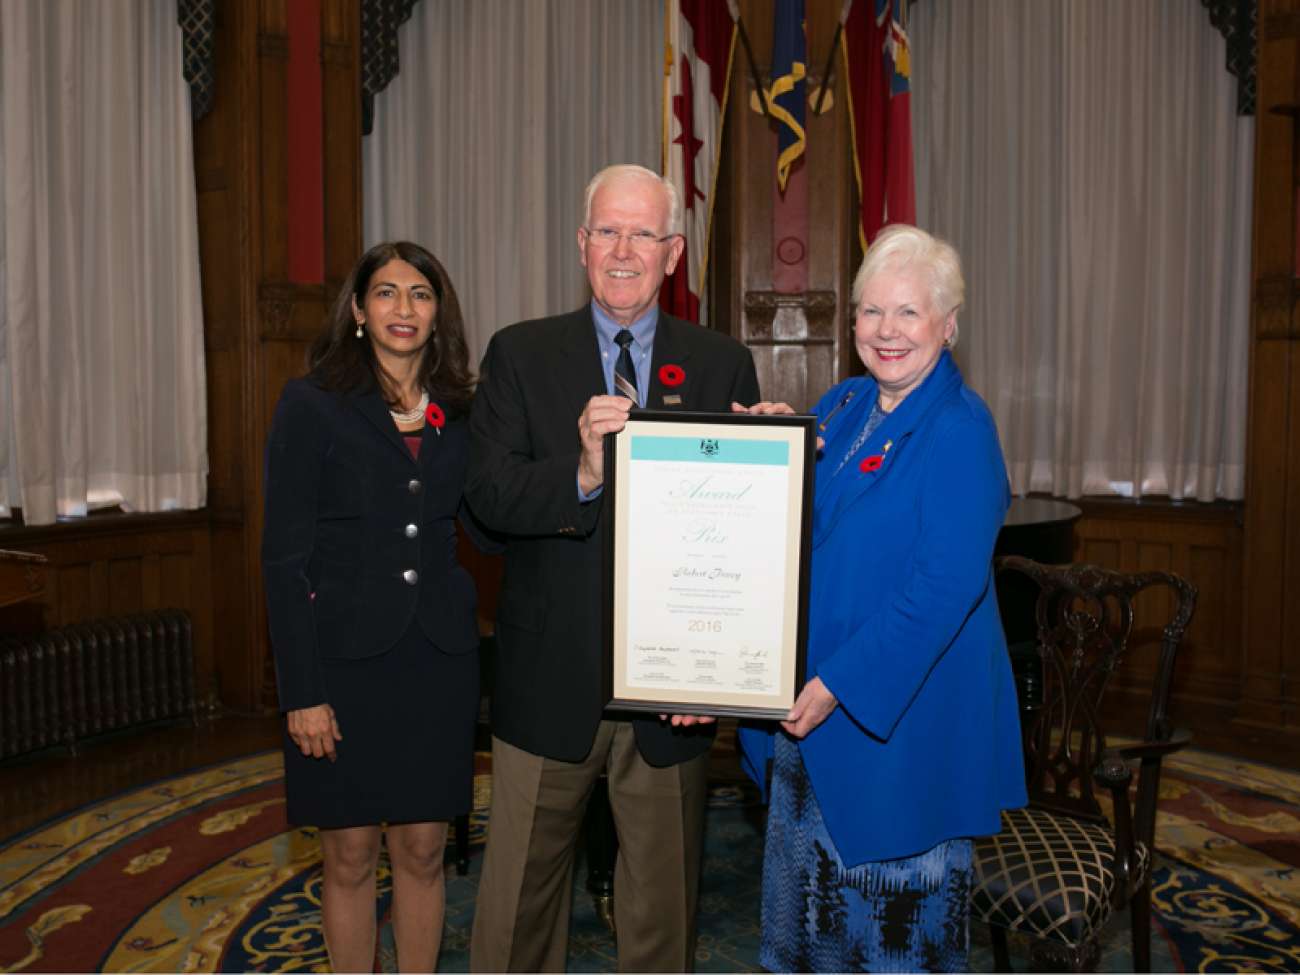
[672,58,706,210]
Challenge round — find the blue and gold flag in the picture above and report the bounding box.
[770,0,806,193]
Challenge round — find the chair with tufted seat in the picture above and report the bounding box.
[971,556,1197,972]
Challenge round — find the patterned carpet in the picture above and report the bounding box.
[0,748,1297,972]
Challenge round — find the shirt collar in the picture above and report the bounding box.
[590,300,658,351]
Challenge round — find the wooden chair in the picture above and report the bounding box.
[971,556,1197,972]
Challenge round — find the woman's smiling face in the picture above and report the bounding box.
[353,259,438,362]
[853,262,955,411]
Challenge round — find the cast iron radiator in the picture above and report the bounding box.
[0,609,197,760]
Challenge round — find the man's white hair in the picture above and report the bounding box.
[582,164,681,235]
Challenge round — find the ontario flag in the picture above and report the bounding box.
[770,0,807,194]
[843,0,916,248]
[661,0,737,324]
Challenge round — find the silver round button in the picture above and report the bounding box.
[407,479,422,494]
[402,569,419,585]
[405,523,419,538]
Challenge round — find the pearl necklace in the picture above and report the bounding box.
[389,390,429,425]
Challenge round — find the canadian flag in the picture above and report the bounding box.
[660,0,737,324]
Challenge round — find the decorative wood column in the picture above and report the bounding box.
[194,0,361,711]
[1240,1,1300,749]
[712,0,859,411]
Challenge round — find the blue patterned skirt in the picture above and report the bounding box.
[761,734,973,973]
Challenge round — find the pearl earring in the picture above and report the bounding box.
[355,320,364,338]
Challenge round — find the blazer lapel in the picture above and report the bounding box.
[813,353,964,545]
[556,306,610,417]
[354,387,419,467]
[647,314,695,410]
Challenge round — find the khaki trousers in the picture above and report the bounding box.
[469,721,708,972]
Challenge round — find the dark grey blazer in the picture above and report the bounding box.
[262,377,481,712]
[466,307,761,767]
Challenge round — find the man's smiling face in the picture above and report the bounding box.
[578,174,684,326]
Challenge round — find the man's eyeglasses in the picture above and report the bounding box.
[583,227,677,251]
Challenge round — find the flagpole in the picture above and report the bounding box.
[812,0,854,116]
[663,1,673,174]
[726,0,771,120]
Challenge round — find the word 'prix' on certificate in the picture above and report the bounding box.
[604,412,814,720]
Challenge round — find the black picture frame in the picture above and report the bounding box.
[601,410,815,720]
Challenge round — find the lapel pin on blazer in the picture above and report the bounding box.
[658,364,685,406]
[819,390,855,431]
[425,401,446,436]
[860,440,893,473]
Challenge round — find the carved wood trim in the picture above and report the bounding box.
[742,290,839,342]
[804,291,839,338]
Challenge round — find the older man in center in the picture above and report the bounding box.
[466,164,760,971]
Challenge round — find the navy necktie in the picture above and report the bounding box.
[614,329,638,403]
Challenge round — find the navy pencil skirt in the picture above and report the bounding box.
[281,623,479,829]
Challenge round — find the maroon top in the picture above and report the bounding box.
[404,434,421,460]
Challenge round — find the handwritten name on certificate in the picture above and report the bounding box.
[624,435,790,695]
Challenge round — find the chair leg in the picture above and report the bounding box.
[1130,878,1152,972]
[990,925,1013,972]
[1028,936,1099,972]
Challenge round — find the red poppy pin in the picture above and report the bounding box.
[425,401,446,435]
[658,364,685,387]
[860,454,884,473]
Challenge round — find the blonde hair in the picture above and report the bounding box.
[852,224,965,346]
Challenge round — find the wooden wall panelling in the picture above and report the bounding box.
[724,0,857,410]
[196,0,263,712]
[254,0,359,709]
[321,0,362,289]
[1241,0,1300,752]
[1070,501,1243,747]
[2,516,216,710]
[195,0,361,712]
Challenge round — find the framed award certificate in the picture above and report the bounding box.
[603,411,816,719]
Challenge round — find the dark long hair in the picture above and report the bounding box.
[308,241,475,413]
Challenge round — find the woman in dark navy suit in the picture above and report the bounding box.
[262,241,483,972]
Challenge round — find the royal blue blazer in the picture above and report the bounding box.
[740,351,1027,865]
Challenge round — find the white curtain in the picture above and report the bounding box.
[0,0,208,525]
[363,0,663,365]
[909,0,1251,501]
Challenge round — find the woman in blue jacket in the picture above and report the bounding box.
[739,225,1026,972]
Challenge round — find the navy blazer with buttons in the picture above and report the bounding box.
[262,376,481,713]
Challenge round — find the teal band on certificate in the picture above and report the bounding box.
[630,435,790,466]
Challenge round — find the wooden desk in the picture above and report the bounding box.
[994,498,1082,645]
[0,548,47,610]
[994,498,1083,715]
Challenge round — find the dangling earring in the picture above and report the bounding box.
[355,319,364,339]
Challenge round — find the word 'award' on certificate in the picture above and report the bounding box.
[603,411,814,719]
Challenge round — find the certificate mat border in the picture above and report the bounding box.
[602,410,814,720]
